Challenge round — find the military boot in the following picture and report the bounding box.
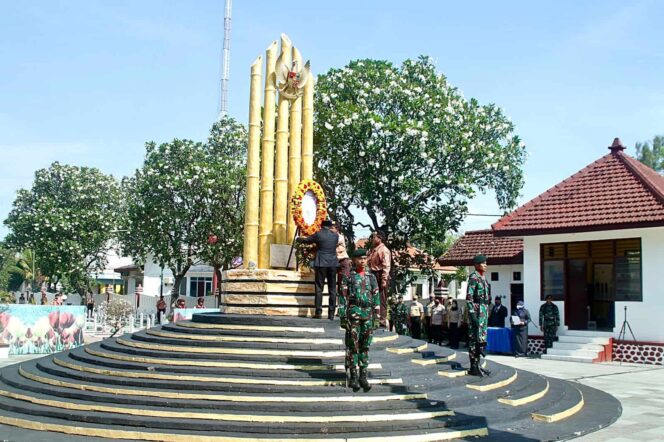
[359,367,371,392]
[468,362,484,377]
[480,361,492,376]
[349,368,360,392]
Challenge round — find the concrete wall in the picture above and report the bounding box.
[522,226,664,342]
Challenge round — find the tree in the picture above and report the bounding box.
[122,117,247,299]
[635,136,663,173]
[314,57,525,283]
[7,249,42,291]
[198,118,247,295]
[4,162,121,292]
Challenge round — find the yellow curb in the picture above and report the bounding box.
[372,334,399,343]
[85,347,381,371]
[386,343,428,354]
[0,414,488,441]
[437,370,467,378]
[19,366,421,403]
[499,380,549,406]
[146,329,342,345]
[116,338,345,357]
[467,371,517,392]
[176,322,325,333]
[411,353,457,365]
[532,389,584,423]
[0,388,443,423]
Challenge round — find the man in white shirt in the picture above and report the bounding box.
[408,296,425,340]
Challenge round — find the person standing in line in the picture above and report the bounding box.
[447,299,462,349]
[488,296,508,328]
[86,292,95,319]
[296,220,340,319]
[512,301,531,357]
[424,295,435,342]
[408,295,424,340]
[156,295,167,324]
[367,231,391,328]
[339,249,380,392]
[429,296,445,346]
[466,254,492,377]
[539,295,560,352]
[391,294,409,335]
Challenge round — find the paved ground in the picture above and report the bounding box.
[0,352,662,441]
[487,354,664,441]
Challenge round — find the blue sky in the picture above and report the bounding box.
[1,0,663,239]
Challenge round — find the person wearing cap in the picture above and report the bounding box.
[429,296,445,346]
[465,254,492,377]
[488,296,508,328]
[339,248,380,392]
[424,295,435,343]
[296,219,340,319]
[391,294,409,336]
[511,300,531,357]
[408,295,425,340]
[539,295,560,352]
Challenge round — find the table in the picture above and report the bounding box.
[487,326,513,354]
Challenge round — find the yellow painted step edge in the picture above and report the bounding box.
[19,366,414,403]
[0,414,488,442]
[117,338,345,357]
[146,329,343,345]
[438,370,467,378]
[498,380,549,406]
[84,347,382,371]
[467,371,518,392]
[531,389,584,423]
[411,353,457,365]
[0,388,447,423]
[53,358,400,387]
[386,343,428,354]
[372,334,399,343]
[176,322,325,333]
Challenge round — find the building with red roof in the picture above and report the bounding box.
[488,138,664,359]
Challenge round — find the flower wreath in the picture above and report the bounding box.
[290,179,327,236]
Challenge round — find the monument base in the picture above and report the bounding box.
[220,268,330,316]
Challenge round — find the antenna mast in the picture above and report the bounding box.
[220,0,232,117]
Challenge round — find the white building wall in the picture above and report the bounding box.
[522,226,664,342]
[143,258,214,297]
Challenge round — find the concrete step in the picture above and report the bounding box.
[552,342,605,352]
[564,330,614,338]
[541,354,596,363]
[546,349,600,358]
[557,335,610,345]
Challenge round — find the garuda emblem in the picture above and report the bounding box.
[276,57,311,101]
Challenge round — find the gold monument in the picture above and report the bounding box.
[221,34,323,316]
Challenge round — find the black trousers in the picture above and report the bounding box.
[410,317,422,340]
[448,323,460,349]
[314,266,337,318]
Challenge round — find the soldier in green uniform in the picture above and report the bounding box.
[539,295,560,351]
[391,294,410,336]
[466,254,492,377]
[339,249,380,392]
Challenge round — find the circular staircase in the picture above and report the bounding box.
[0,313,621,441]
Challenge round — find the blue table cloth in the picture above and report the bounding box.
[487,327,513,354]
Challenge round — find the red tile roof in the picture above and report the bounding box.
[438,230,523,266]
[492,139,664,236]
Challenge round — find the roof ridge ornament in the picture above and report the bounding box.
[609,137,626,153]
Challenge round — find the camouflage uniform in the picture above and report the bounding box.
[391,302,410,336]
[539,302,560,349]
[339,270,380,374]
[466,271,491,371]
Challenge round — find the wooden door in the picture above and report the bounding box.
[565,259,588,330]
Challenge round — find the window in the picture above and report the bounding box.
[189,277,213,297]
[513,272,521,281]
[542,260,564,300]
[490,272,499,282]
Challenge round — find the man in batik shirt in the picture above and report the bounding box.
[466,254,492,377]
[339,249,380,392]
